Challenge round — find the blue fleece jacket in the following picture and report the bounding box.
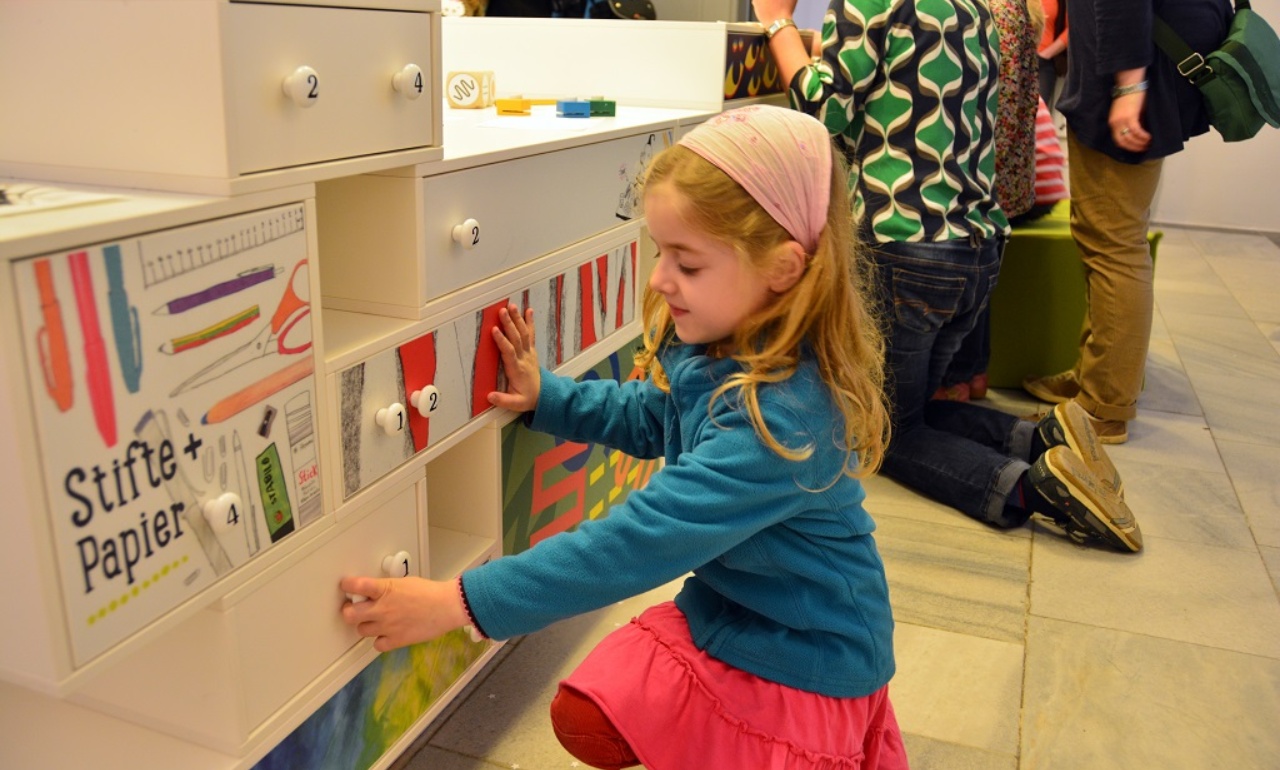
[461,341,896,698]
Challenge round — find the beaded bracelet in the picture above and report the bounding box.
[1111,80,1149,98]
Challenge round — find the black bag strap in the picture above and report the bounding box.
[1153,0,1246,86]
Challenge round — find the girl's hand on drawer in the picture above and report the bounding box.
[488,303,541,413]
[339,575,467,652]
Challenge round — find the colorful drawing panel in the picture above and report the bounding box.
[501,342,660,556]
[252,629,490,770]
[338,238,638,500]
[724,31,785,100]
[10,202,324,667]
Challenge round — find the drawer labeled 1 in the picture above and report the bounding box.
[10,203,325,667]
[337,236,639,499]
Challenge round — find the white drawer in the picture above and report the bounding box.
[226,3,436,176]
[7,201,325,670]
[333,229,641,500]
[318,129,666,318]
[69,477,421,752]
[0,1,439,195]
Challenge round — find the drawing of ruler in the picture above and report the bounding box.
[139,204,306,288]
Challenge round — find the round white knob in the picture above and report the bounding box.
[409,385,441,418]
[382,550,413,578]
[374,403,407,436]
[451,218,481,250]
[392,63,425,100]
[282,66,320,108]
[202,492,244,534]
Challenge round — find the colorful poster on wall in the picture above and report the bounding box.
[10,202,323,666]
[501,342,661,556]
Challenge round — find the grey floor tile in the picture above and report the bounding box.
[1117,457,1255,548]
[1261,545,1280,597]
[1217,438,1280,548]
[1029,533,1280,659]
[890,623,1024,756]
[1183,364,1280,447]
[901,734,1016,770]
[876,515,1031,644]
[1020,616,1280,770]
[1140,335,1201,417]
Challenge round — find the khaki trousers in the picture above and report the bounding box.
[1067,129,1164,422]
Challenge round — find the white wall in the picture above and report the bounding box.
[1152,126,1280,235]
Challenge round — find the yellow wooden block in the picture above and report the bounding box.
[445,70,495,109]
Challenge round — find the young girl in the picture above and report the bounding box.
[340,104,910,769]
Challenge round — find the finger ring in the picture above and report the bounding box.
[1120,128,1131,135]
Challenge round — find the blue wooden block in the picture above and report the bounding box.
[556,99,591,118]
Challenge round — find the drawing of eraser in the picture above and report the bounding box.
[446,70,496,109]
[556,99,591,118]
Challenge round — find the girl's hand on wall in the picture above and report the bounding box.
[488,304,542,413]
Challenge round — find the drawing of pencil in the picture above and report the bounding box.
[201,357,314,425]
[33,258,74,411]
[69,251,117,447]
[159,305,260,355]
[103,244,143,393]
[153,264,281,316]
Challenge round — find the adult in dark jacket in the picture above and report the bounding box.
[1022,0,1232,443]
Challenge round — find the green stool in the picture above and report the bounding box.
[986,202,1161,389]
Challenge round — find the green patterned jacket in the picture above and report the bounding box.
[789,0,1010,243]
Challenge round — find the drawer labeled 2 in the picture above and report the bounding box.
[319,130,668,317]
[10,203,325,667]
[336,235,640,500]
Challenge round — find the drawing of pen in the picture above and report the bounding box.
[201,357,314,425]
[158,305,260,355]
[69,251,117,447]
[103,244,142,393]
[33,258,74,412]
[153,264,281,316]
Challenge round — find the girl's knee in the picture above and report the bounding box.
[549,686,640,770]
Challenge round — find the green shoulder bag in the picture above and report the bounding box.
[1155,0,1280,142]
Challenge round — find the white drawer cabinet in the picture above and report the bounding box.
[318,128,665,318]
[331,227,641,502]
[0,1,442,196]
[67,475,421,754]
[0,186,328,687]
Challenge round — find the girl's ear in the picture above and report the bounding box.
[768,241,808,294]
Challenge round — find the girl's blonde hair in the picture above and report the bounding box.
[636,145,889,479]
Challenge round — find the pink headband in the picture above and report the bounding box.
[678,104,833,254]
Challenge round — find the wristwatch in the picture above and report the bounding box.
[764,17,797,40]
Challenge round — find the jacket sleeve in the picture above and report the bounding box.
[462,398,827,640]
[787,0,888,136]
[527,367,668,460]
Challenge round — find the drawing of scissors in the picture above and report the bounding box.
[169,259,312,397]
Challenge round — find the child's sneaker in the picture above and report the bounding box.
[1030,446,1143,552]
[931,382,970,401]
[1037,401,1123,496]
[1023,370,1079,404]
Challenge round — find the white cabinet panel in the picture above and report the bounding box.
[9,202,324,668]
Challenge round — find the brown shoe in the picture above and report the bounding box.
[1037,401,1123,495]
[1023,370,1079,405]
[1089,415,1129,445]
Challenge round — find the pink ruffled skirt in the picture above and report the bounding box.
[560,601,910,770]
